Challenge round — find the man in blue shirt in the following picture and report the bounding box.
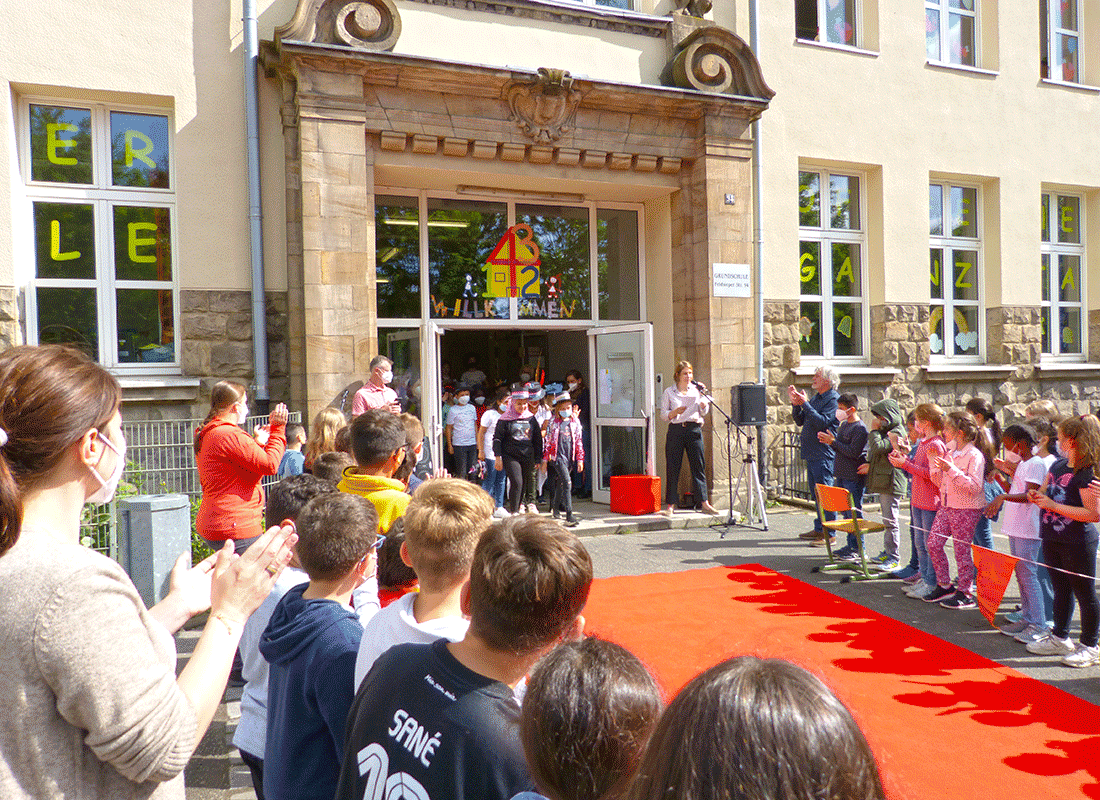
[788,366,840,544]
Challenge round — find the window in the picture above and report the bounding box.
[1040,193,1085,357]
[926,0,977,66]
[559,0,632,7]
[796,0,858,46]
[929,183,981,359]
[23,100,177,371]
[377,192,641,323]
[1040,0,1080,82]
[798,170,866,360]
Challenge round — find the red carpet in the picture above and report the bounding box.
[584,564,1100,800]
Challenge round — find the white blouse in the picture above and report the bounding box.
[660,384,710,425]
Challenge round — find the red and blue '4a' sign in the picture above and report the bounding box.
[483,224,541,298]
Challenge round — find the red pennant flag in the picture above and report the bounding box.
[972,545,1020,627]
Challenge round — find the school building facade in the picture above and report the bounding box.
[1,0,1098,504]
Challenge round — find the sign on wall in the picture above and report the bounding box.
[713,263,751,297]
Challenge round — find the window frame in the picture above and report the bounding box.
[19,97,180,375]
[1040,191,1087,360]
[796,0,861,48]
[929,181,984,363]
[1041,0,1082,83]
[547,0,635,10]
[925,0,979,67]
[372,188,646,328]
[796,167,870,365]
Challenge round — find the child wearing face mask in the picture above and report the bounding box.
[478,388,510,515]
[817,394,867,561]
[542,393,585,527]
[494,388,543,516]
[891,403,947,598]
[986,424,1050,644]
[926,411,993,609]
[446,386,479,483]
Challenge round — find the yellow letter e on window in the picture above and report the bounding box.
[128,222,158,263]
[46,123,78,166]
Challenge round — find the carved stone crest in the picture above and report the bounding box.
[275,0,401,51]
[667,26,775,99]
[505,68,583,145]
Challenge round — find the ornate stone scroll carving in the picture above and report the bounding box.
[275,0,401,51]
[504,68,583,144]
[667,25,774,99]
[673,0,713,17]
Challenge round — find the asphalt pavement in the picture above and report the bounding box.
[183,500,1099,799]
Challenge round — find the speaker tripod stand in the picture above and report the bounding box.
[701,390,769,535]
[722,425,768,535]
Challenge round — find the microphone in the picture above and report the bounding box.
[691,380,709,395]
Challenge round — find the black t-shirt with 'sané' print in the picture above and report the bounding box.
[1040,458,1099,544]
[334,639,534,800]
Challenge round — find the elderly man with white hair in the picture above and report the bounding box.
[787,366,841,544]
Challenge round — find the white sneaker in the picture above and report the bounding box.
[1013,624,1048,644]
[1063,643,1100,668]
[905,581,935,599]
[1026,633,1075,656]
[492,507,511,519]
[525,503,539,515]
[998,620,1030,636]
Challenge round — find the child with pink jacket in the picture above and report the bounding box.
[925,410,995,609]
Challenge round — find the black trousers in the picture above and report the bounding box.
[239,749,265,800]
[549,458,574,518]
[503,453,534,513]
[665,422,707,507]
[452,444,478,482]
[1044,538,1100,647]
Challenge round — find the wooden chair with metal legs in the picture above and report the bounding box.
[813,483,889,582]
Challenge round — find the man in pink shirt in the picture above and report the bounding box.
[352,355,400,416]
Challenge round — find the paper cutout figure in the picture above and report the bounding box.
[546,273,561,299]
[462,273,476,298]
[799,315,815,342]
[837,315,853,338]
[483,224,541,298]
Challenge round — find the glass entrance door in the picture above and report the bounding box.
[587,322,654,504]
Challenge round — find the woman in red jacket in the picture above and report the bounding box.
[195,381,289,553]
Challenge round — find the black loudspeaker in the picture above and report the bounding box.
[731,382,766,426]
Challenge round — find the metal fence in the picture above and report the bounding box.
[79,411,301,560]
[773,429,879,505]
[774,430,811,500]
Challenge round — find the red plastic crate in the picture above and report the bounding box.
[610,475,662,515]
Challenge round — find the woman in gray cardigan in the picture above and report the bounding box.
[0,344,297,800]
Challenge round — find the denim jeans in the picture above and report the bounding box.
[973,479,1002,551]
[481,458,507,508]
[836,477,864,550]
[1009,536,1049,629]
[911,506,938,586]
[805,458,836,533]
